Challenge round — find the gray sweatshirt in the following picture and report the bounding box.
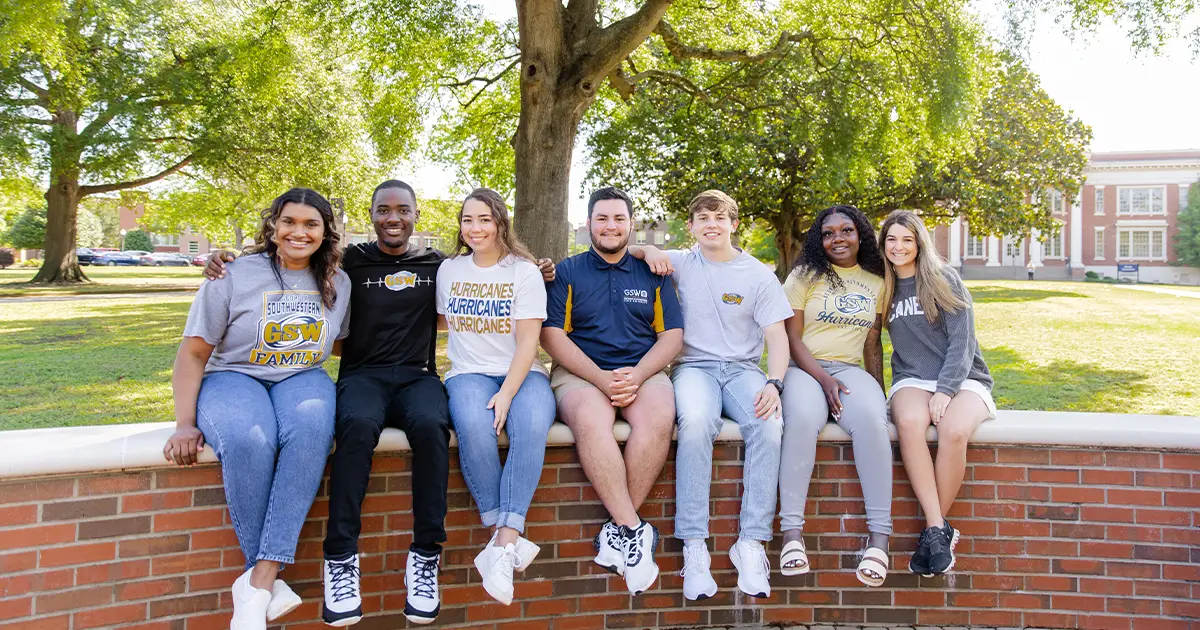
[887,268,992,395]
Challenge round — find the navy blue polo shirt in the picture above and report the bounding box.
[544,249,683,371]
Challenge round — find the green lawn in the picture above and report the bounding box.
[0,280,1196,431]
[0,266,203,297]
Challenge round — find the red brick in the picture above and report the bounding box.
[153,466,222,488]
[1079,541,1133,558]
[0,524,75,551]
[1107,488,1163,506]
[148,593,218,618]
[1052,593,1107,612]
[115,577,186,601]
[121,491,191,513]
[76,559,151,585]
[1052,486,1106,503]
[1164,490,1200,507]
[1031,468,1080,483]
[35,584,113,614]
[1026,611,1080,629]
[1107,561,1161,579]
[0,505,37,527]
[1027,575,1077,591]
[1136,471,1191,488]
[152,508,225,532]
[1051,450,1104,466]
[1083,506,1135,523]
[1079,614,1134,630]
[149,550,222,575]
[1163,562,1199,581]
[997,447,1050,464]
[72,603,147,629]
[1084,469,1135,485]
[0,479,75,504]
[998,593,1050,608]
[1134,507,1190,525]
[1162,453,1200,470]
[972,465,1026,481]
[41,497,118,521]
[0,551,36,574]
[1105,451,1160,468]
[1106,525,1162,542]
[77,474,152,497]
[1079,577,1134,595]
[0,614,70,630]
[0,598,31,622]
[0,568,73,596]
[39,541,116,568]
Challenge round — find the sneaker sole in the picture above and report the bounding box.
[322,615,362,628]
[931,529,961,575]
[593,532,625,576]
[626,527,661,595]
[729,545,770,598]
[268,599,301,622]
[403,604,439,625]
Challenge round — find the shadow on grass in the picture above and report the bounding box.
[984,346,1151,412]
[971,285,1089,303]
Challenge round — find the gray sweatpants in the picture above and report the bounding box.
[778,362,893,535]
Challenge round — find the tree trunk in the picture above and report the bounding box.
[771,207,802,282]
[513,97,586,261]
[31,175,86,284]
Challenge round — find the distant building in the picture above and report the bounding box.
[344,230,449,252]
[119,204,214,255]
[573,220,671,248]
[932,149,1200,285]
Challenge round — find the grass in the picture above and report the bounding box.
[0,266,203,297]
[1,280,1197,431]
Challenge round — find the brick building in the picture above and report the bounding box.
[573,220,672,248]
[119,203,214,256]
[932,149,1200,285]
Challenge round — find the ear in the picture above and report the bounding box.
[731,218,739,232]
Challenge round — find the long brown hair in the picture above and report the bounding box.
[454,188,535,262]
[878,210,967,326]
[247,187,343,309]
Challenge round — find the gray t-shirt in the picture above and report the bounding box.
[887,268,992,395]
[183,253,352,382]
[666,246,793,366]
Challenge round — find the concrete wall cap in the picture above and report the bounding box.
[0,410,1197,480]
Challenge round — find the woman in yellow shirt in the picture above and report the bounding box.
[777,205,892,587]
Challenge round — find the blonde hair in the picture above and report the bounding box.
[454,187,536,263]
[878,210,967,326]
[687,190,739,223]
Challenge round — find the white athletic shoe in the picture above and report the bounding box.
[267,579,302,622]
[593,520,625,576]
[230,569,271,630]
[404,549,441,625]
[620,521,660,595]
[680,541,718,601]
[483,530,541,572]
[322,554,363,627]
[474,542,521,606]
[729,538,771,598]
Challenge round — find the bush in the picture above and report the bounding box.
[6,206,46,250]
[123,229,154,252]
[19,258,41,268]
[0,248,13,269]
[1085,270,1100,280]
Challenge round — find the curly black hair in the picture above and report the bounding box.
[790,205,885,288]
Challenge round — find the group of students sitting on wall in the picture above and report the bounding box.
[162,181,996,630]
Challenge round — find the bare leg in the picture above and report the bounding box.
[559,388,639,527]
[249,560,281,589]
[933,392,990,517]
[619,382,675,510]
[891,388,941,528]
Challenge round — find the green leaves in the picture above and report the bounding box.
[1175,181,1200,267]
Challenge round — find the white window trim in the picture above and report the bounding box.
[1116,227,1168,262]
[1116,219,1169,228]
[1043,226,1066,260]
[1094,187,1105,215]
[1116,185,1167,216]
[1093,227,1105,261]
[964,226,986,259]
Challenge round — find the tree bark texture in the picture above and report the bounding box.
[33,175,86,283]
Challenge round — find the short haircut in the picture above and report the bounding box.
[587,186,633,220]
[687,189,739,223]
[371,180,417,207]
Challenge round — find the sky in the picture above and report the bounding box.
[410,4,1200,225]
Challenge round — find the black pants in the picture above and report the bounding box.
[324,366,450,559]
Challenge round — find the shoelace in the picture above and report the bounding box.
[743,542,770,575]
[410,554,439,599]
[621,526,643,567]
[925,527,946,555]
[491,547,520,579]
[680,544,708,577]
[328,559,361,603]
[605,524,623,550]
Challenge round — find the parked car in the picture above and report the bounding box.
[76,248,98,265]
[139,253,191,267]
[93,252,142,266]
[122,250,152,258]
[191,254,210,267]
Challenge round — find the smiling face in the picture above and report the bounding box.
[273,202,325,266]
[689,208,737,250]
[460,198,499,255]
[821,211,860,267]
[589,199,632,255]
[372,186,418,254]
[884,223,918,270]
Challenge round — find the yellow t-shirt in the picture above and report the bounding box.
[782,264,883,365]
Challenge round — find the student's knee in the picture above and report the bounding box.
[892,403,930,434]
[675,405,717,442]
[406,409,451,445]
[221,420,278,462]
[937,419,974,447]
[335,413,385,450]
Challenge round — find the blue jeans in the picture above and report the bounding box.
[446,372,556,532]
[672,361,783,542]
[196,369,335,569]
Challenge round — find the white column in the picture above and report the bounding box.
[1030,229,1043,266]
[949,217,962,266]
[986,236,1001,266]
[1070,194,1083,268]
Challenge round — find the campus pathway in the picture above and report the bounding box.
[1119,284,1200,299]
[0,290,195,304]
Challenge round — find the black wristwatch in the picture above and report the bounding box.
[766,378,785,394]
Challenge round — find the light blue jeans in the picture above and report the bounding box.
[673,361,783,542]
[446,372,556,533]
[196,369,335,569]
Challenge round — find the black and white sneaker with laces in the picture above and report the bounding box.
[619,521,660,595]
[404,548,441,624]
[322,554,362,627]
[926,520,960,575]
[909,527,935,577]
[592,520,625,576]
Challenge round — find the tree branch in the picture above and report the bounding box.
[0,96,42,107]
[443,59,519,90]
[16,77,49,103]
[576,0,674,87]
[9,115,54,126]
[79,155,194,197]
[655,20,815,62]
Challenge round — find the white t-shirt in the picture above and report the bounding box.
[436,254,549,379]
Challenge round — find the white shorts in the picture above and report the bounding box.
[888,378,997,420]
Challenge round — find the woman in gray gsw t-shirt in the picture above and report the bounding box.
[162,188,350,628]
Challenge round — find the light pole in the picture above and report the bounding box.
[119,229,127,251]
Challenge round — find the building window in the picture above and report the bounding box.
[1117,228,1166,260]
[188,241,199,254]
[635,230,647,245]
[1094,188,1104,215]
[1005,240,1021,260]
[1117,186,1166,215]
[653,232,665,245]
[151,233,178,246]
[1047,189,1065,214]
[1044,226,1064,258]
[1093,228,1104,260]
[965,234,985,258]
[1181,185,1190,210]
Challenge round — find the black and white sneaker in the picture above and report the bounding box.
[322,554,362,627]
[909,527,935,577]
[926,521,960,575]
[593,520,625,576]
[620,521,660,595]
[404,548,440,624]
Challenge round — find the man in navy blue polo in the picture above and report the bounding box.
[541,187,683,596]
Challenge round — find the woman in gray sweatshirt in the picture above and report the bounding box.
[878,210,995,579]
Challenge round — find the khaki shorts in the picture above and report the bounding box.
[549,364,673,404]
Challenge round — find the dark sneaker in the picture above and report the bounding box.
[926,521,960,575]
[321,554,362,626]
[909,527,935,577]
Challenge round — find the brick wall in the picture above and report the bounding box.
[1,443,1197,630]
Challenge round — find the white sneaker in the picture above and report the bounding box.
[729,538,771,598]
[680,541,718,601]
[484,530,541,572]
[474,542,521,605]
[404,549,440,624]
[230,569,271,630]
[593,520,625,576]
[620,521,660,595]
[322,554,362,627]
[267,579,302,621]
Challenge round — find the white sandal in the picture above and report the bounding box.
[856,547,889,587]
[779,538,810,576]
